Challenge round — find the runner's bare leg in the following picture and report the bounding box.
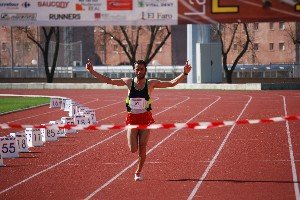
[127,128,138,153]
[136,129,150,174]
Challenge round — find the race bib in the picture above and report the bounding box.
[129,98,146,110]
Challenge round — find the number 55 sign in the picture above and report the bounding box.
[0,136,19,158]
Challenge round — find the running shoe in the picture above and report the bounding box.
[134,173,143,181]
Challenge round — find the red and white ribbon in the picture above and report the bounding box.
[0,115,299,131]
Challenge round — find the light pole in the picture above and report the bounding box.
[10,27,14,68]
[100,26,107,65]
[37,26,40,68]
[0,42,2,67]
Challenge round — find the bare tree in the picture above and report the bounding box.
[213,23,251,83]
[284,22,300,64]
[22,27,60,83]
[285,22,300,45]
[98,26,171,67]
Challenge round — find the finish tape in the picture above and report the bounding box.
[0,115,299,131]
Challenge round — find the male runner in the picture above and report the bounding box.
[86,59,191,181]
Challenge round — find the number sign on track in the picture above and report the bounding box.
[0,136,19,158]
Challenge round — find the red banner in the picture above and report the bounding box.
[178,0,300,24]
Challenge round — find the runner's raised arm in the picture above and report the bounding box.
[149,60,192,89]
[86,59,129,86]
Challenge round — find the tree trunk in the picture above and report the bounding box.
[43,50,53,83]
[50,27,60,82]
[24,27,59,83]
[225,70,233,84]
[47,74,54,83]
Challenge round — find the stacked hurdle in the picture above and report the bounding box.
[0,97,97,167]
[10,131,29,153]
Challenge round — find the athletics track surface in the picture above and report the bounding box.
[0,89,299,200]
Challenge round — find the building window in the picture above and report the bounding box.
[279,22,285,30]
[15,41,21,52]
[233,23,238,30]
[269,22,274,30]
[25,42,31,52]
[253,23,259,31]
[253,43,259,51]
[279,42,285,51]
[233,43,237,50]
[1,42,7,51]
[113,44,118,52]
[269,43,274,51]
[99,44,105,52]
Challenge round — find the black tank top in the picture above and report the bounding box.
[125,78,152,113]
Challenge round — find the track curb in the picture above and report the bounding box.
[0,83,300,90]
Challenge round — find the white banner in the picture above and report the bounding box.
[0,0,177,26]
[1,0,300,26]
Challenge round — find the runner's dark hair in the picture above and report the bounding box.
[133,60,147,69]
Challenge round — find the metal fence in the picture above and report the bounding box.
[227,63,300,79]
[72,65,184,79]
[0,65,184,79]
[0,66,73,78]
[0,63,299,79]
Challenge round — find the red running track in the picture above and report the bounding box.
[0,89,299,200]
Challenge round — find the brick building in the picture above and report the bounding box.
[226,22,299,65]
[93,26,172,66]
[0,23,299,69]
[0,26,39,67]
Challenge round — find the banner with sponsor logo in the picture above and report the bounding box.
[0,0,299,26]
[178,0,300,24]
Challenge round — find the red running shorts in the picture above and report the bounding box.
[125,111,155,125]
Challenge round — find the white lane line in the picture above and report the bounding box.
[281,95,300,200]
[84,96,221,199]
[92,100,123,110]
[0,96,191,195]
[187,96,252,200]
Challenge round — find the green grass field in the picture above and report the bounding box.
[0,97,50,114]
